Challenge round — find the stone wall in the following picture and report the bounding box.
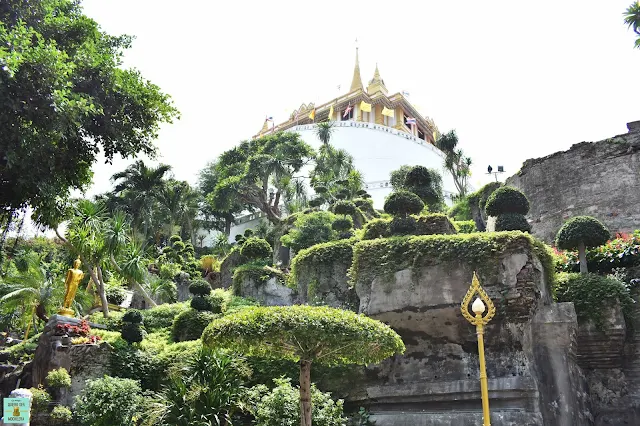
[506,121,640,243]
[351,235,592,425]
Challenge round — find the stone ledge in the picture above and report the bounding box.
[369,410,543,426]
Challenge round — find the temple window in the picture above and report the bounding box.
[342,107,354,121]
[418,128,425,140]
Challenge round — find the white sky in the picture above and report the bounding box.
[80,0,639,195]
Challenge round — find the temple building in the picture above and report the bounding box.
[254,47,458,208]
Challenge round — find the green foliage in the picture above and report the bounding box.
[0,0,178,225]
[110,340,164,391]
[190,295,214,312]
[50,405,73,425]
[389,165,412,190]
[142,347,247,426]
[74,376,142,426]
[402,166,444,211]
[203,305,405,366]
[448,197,472,221]
[290,238,358,291]
[555,216,611,250]
[141,302,189,332]
[172,309,219,342]
[247,378,346,426]
[122,322,146,345]
[29,386,52,416]
[240,237,273,261]
[123,309,144,324]
[350,232,557,293]
[333,200,357,216]
[485,186,530,216]
[188,279,212,296]
[468,182,502,216]
[280,211,337,252]
[384,191,424,217]
[495,213,531,232]
[106,285,127,305]
[158,263,181,280]
[362,218,391,240]
[208,291,227,314]
[454,220,477,233]
[554,272,636,328]
[414,214,456,235]
[46,367,71,389]
[435,130,472,197]
[389,216,417,235]
[624,1,640,49]
[88,310,125,331]
[332,217,354,232]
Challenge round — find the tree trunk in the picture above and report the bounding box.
[224,217,232,236]
[299,360,312,426]
[131,280,157,308]
[95,266,110,318]
[578,241,588,274]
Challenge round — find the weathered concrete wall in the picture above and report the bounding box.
[353,240,592,425]
[235,276,294,306]
[506,122,640,243]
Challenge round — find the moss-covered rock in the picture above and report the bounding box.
[290,238,359,310]
[232,263,293,306]
[414,214,457,235]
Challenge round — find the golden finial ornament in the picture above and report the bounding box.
[350,46,363,92]
[461,271,495,426]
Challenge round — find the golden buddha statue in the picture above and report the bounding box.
[59,258,84,317]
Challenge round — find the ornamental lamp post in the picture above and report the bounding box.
[461,272,496,426]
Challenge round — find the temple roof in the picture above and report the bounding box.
[350,48,363,92]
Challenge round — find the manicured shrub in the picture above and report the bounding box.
[172,309,219,342]
[46,367,71,389]
[389,216,417,235]
[244,229,255,238]
[454,220,477,233]
[121,323,145,344]
[332,217,353,232]
[208,292,227,314]
[403,166,444,210]
[333,200,357,216]
[109,340,164,391]
[74,376,142,426]
[158,262,181,280]
[362,218,391,240]
[247,378,347,426]
[240,237,272,261]
[308,197,324,207]
[384,190,424,217]
[554,272,634,328]
[169,235,182,244]
[29,386,51,415]
[556,231,640,274]
[280,211,337,252]
[449,197,472,221]
[50,405,73,425]
[191,295,214,311]
[235,234,245,244]
[556,216,610,273]
[122,309,143,324]
[141,302,189,332]
[106,285,127,305]
[189,279,212,296]
[485,186,529,216]
[495,213,531,232]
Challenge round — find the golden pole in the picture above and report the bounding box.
[461,272,495,426]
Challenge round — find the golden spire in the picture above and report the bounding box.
[258,120,268,136]
[367,63,388,95]
[350,47,363,92]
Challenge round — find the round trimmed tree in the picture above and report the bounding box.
[332,200,356,217]
[384,191,424,217]
[555,216,610,274]
[403,166,444,211]
[202,305,405,426]
[484,186,530,232]
[240,237,272,261]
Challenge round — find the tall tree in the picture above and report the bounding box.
[203,306,405,426]
[0,0,178,226]
[158,180,200,243]
[624,2,640,49]
[315,121,335,146]
[110,161,172,239]
[199,160,246,235]
[209,132,314,224]
[436,130,472,198]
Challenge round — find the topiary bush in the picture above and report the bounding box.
[46,367,71,389]
[244,229,255,238]
[106,285,127,305]
[485,186,529,216]
[122,309,143,324]
[384,190,424,217]
[189,279,212,296]
[172,309,219,342]
[556,216,610,274]
[332,217,353,232]
[240,237,272,261]
[74,376,142,426]
[280,211,337,252]
[191,295,214,311]
[362,218,391,240]
[141,302,189,332]
[554,272,635,328]
[208,291,227,314]
[333,200,357,217]
[495,213,531,232]
[121,323,145,344]
[403,166,444,211]
[454,220,477,233]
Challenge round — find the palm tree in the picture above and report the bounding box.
[110,161,172,238]
[624,2,640,49]
[158,180,200,244]
[436,130,472,197]
[315,121,335,146]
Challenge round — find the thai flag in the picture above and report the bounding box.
[406,117,417,125]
